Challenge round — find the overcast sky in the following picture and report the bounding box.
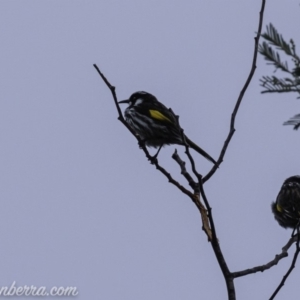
[1,1,300,299]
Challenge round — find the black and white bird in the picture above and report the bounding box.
[119,91,216,164]
[272,175,300,229]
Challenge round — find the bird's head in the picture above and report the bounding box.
[119,91,157,108]
[283,175,300,188]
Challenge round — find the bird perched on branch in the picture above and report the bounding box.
[119,91,216,164]
[272,175,300,229]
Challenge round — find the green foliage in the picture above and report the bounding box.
[283,114,300,130]
[259,23,300,129]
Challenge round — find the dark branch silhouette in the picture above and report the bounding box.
[203,0,266,184]
[199,181,235,299]
[172,150,197,190]
[269,233,300,300]
[172,150,212,240]
[232,234,297,278]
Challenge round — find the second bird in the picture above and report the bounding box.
[272,175,300,229]
[119,91,216,164]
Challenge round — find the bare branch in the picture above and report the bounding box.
[203,0,266,183]
[93,64,123,119]
[269,234,300,300]
[172,150,197,190]
[232,235,297,278]
[172,150,212,240]
[199,181,235,299]
[200,1,266,299]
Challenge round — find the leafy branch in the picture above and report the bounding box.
[259,23,300,129]
[260,76,300,94]
[283,113,300,130]
[259,41,290,73]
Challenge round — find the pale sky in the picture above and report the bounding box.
[1,1,300,299]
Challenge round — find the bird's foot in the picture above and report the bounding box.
[148,145,163,164]
[138,139,146,149]
[148,154,158,164]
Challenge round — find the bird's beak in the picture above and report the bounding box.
[118,99,130,104]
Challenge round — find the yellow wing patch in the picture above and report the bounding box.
[276,204,282,212]
[149,110,172,122]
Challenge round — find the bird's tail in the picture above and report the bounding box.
[185,136,217,164]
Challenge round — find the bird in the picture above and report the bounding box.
[118,91,216,164]
[272,175,300,229]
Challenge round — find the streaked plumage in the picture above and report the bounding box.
[272,176,300,229]
[119,91,216,164]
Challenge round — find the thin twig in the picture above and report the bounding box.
[172,150,212,240]
[232,235,297,278]
[203,0,266,184]
[269,233,300,300]
[261,89,300,94]
[178,121,202,185]
[93,64,123,119]
[172,150,197,190]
